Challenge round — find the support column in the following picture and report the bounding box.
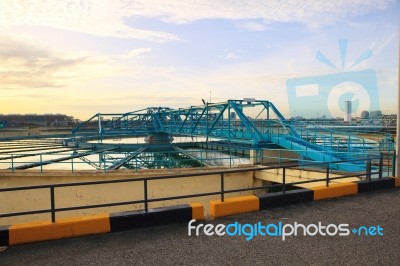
[396,33,400,177]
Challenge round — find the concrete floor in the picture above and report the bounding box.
[1,188,399,266]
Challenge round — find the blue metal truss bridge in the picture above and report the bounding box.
[70,99,393,172]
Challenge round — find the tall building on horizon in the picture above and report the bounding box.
[344,101,352,122]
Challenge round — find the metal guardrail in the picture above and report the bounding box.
[0,146,393,173]
[0,156,385,223]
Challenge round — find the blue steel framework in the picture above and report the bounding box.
[71,100,394,172]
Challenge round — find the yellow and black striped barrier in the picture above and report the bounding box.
[210,177,399,217]
[0,203,204,247]
[0,177,398,247]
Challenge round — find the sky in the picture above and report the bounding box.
[0,0,399,120]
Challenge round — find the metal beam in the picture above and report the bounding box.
[12,148,117,170]
[107,147,147,171]
[0,146,66,155]
[0,148,88,161]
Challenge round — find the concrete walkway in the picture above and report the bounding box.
[1,189,399,266]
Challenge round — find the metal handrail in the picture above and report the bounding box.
[0,156,385,224]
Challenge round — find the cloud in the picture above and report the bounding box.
[224,52,239,60]
[0,1,396,41]
[0,1,178,42]
[104,94,196,103]
[237,21,268,31]
[0,35,121,90]
[122,0,397,25]
[126,48,152,58]
[370,32,396,56]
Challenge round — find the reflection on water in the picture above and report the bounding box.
[0,137,249,171]
[182,148,250,166]
[88,136,209,144]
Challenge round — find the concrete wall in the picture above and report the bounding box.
[0,166,364,226]
[0,128,71,138]
[255,168,359,189]
[0,130,29,138]
[256,168,342,182]
[0,170,257,226]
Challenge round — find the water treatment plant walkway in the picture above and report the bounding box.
[1,189,399,266]
[70,99,394,172]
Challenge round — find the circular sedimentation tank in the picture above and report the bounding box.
[144,132,174,144]
[0,134,251,172]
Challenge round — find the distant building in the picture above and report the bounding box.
[0,114,77,127]
[360,110,369,119]
[344,101,352,122]
[370,110,382,119]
